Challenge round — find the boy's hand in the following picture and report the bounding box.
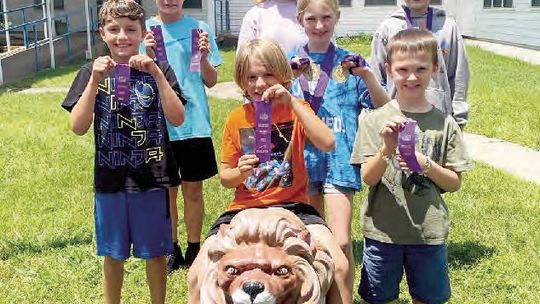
[396,152,427,172]
[380,115,408,155]
[91,56,115,85]
[237,154,259,180]
[198,31,210,61]
[262,84,292,106]
[143,30,156,59]
[129,54,161,78]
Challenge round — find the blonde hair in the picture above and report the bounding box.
[234,38,294,95]
[386,29,439,65]
[297,0,339,18]
[198,208,334,304]
[99,0,145,30]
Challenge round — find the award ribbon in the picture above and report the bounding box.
[298,43,336,113]
[254,100,272,163]
[114,64,131,104]
[189,28,202,72]
[403,6,433,32]
[398,120,423,174]
[150,25,168,62]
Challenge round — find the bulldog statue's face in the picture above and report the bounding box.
[217,245,303,304]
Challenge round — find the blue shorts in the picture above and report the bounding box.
[308,181,355,196]
[94,189,173,260]
[358,238,451,304]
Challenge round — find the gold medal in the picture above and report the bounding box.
[304,62,321,81]
[332,65,349,83]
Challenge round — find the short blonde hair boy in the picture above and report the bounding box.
[234,38,294,96]
[99,0,145,30]
[386,29,439,66]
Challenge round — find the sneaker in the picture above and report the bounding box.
[184,243,200,268]
[166,244,184,274]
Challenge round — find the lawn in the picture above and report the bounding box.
[7,36,537,149]
[1,87,540,303]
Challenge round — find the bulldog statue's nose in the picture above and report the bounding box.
[242,281,265,301]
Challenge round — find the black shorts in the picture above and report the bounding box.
[206,202,327,237]
[170,137,218,182]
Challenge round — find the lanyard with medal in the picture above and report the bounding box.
[298,43,336,113]
[403,6,433,31]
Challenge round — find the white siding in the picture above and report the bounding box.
[445,0,540,49]
[225,0,256,35]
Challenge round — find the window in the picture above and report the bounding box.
[533,0,540,7]
[53,0,64,10]
[339,0,352,7]
[184,0,202,9]
[484,0,513,8]
[431,0,442,4]
[365,0,396,6]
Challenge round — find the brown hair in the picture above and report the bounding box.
[234,38,293,96]
[98,0,145,30]
[386,29,438,65]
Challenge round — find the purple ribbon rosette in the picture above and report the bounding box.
[254,100,272,163]
[398,120,423,174]
[341,54,367,73]
[189,29,202,72]
[150,25,168,62]
[114,64,131,104]
[290,57,310,70]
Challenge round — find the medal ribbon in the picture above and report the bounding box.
[398,120,423,174]
[403,6,433,32]
[298,43,335,113]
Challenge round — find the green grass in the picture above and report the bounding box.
[1,91,540,302]
[464,46,540,150]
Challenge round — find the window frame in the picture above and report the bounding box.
[483,0,514,8]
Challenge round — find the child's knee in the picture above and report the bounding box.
[333,252,350,280]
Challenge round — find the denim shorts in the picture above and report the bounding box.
[94,189,173,260]
[308,181,356,196]
[358,238,451,304]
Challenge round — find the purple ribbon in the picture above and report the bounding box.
[290,57,310,70]
[404,6,433,32]
[341,54,367,74]
[189,29,201,72]
[114,64,131,104]
[254,100,272,163]
[150,25,168,62]
[298,43,335,113]
[398,120,423,174]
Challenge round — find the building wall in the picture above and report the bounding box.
[445,0,540,49]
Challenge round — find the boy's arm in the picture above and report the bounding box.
[368,28,389,87]
[68,57,114,136]
[129,55,185,127]
[199,32,218,88]
[261,84,335,152]
[220,155,259,188]
[448,26,470,128]
[413,153,462,192]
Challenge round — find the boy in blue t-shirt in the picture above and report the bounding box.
[144,0,223,272]
[62,1,186,302]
